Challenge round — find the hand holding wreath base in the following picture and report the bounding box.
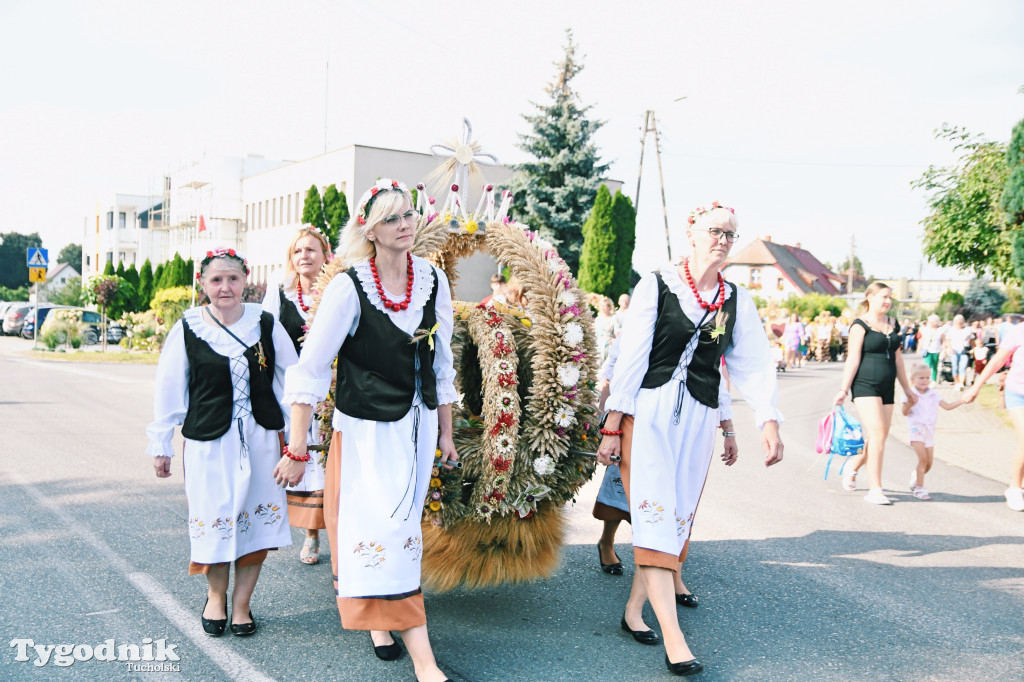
[596,434,621,467]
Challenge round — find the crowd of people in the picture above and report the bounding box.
[143,176,1020,679]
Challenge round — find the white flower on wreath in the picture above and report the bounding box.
[496,435,515,453]
[533,455,555,476]
[555,405,575,427]
[548,257,566,274]
[498,393,516,410]
[558,291,576,307]
[563,322,584,346]
[557,364,580,387]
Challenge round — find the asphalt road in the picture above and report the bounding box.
[1,340,1021,681]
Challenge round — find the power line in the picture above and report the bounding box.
[661,150,928,170]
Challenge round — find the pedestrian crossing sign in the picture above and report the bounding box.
[29,267,47,283]
[27,247,48,267]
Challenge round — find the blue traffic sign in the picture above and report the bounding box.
[27,248,48,267]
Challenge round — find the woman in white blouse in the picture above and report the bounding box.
[277,179,458,682]
[262,225,331,565]
[147,249,298,637]
[597,204,783,677]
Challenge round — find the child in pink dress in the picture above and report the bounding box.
[902,363,963,499]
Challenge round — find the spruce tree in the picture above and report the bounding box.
[153,263,165,292]
[139,259,154,309]
[302,185,327,232]
[103,260,116,276]
[510,29,609,275]
[322,184,349,249]
[610,190,637,298]
[124,263,141,311]
[577,185,615,297]
[183,259,195,287]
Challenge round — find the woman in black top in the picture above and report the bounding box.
[833,282,916,504]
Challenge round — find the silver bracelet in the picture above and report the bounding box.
[722,430,736,438]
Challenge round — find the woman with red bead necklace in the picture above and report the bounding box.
[262,225,331,565]
[596,203,784,677]
[278,179,458,682]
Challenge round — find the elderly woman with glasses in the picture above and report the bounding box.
[597,203,783,677]
[279,179,458,682]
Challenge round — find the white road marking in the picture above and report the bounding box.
[10,358,150,384]
[7,470,276,682]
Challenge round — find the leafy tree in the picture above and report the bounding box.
[781,292,843,319]
[84,275,135,348]
[138,259,154,309]
[913,125,1011,279]
[1002,287,1023,314]
[57,243,82,268]
[509,29,609,275]
[102,260,116,276]
[1003,118,1024,282]
[49,277,85,306]
[0,231,43,288]
[610,190,636,298]
[302,185,327,232]
[0,285,29,301]
[963,278,1007,317]
[322,184,349,248]
[935,290,965,319]
[577,185,615,296]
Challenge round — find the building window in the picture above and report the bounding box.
[777,277,785,291]
[287,194,291,224]
[272,198,277,227]
[295,192,301,222]
[280,196,284,224]
[106,252,113,263]
[107,212,114,229]
[245,204,249,229]
[749,268,761,289]
[86,255,90,266]
[119,212,126,229]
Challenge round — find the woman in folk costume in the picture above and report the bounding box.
[262,225,331,565]
[278,179,459,682]
[596,203,784,677]
[148,248,298,637]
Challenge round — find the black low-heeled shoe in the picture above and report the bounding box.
[230,611,257,637]
[620,616,659,645]
[200,598,227,637]
[598,543,624,575]
[370,631,402,661]
[675,591,699,608]
[665,654,703,676]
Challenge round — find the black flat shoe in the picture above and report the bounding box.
[598,543,623,575]
[230,611,257,637]
[675,591,699,608]
[370,631,402,661]
[200,598,227,637]
[665,654,704,676]
[620,616,659,645]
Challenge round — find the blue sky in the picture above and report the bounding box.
[1,0,1021,280]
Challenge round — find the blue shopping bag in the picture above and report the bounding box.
[823,406,865,479]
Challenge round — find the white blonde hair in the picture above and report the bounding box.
[691,207,739,233]
[335,187,412,269]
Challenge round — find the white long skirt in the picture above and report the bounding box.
[182,416,292,564]
[334,404,437,598]
[628,383,717,558]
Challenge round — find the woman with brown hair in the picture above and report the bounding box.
[278,179,458,682]
[834,282,916,504]
[262,225,332,564]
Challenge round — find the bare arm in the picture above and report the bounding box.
[963,346,1012,403]
[939,398,963,410]
[436,403,459,469]
[894,347,916,405]
[901,400,912,416]
[834,324,865,405]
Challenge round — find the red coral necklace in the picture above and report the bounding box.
[369,253,414,312]
[296,279,310,312]
[683,260,725,312]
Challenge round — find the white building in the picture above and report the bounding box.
[83,145,515,301]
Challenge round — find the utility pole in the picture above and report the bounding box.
[635,110,672,262]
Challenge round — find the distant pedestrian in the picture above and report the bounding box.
[963,321,1024,511]
[971,336,989,376]
[944,314,974,391]
[902,363,963,500]
[833,282,916,505]
[480,273,507,305]
[616,293,631,326]
[919,315,945,383]
[782,313,804,369]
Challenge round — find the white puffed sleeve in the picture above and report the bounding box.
[723,286,784,428]
[717,373,733,422]
[599,335,622,383]
[271,319,299,428]
[261,283,281,320]
[145,321,188,457]
[431,267,459,405]
[283,274,359,407]
[605,273,659,415]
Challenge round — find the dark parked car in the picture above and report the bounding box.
[20,304,61,339]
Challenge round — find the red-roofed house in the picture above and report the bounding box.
[723,236,844,299]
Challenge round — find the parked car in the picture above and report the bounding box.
[20,304,61,340]
[35,307,118,346]
[3,304,33,336]
[0,302,29,334]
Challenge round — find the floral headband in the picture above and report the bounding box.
[687,201,735,226]
[356,178,409,226]
[198,247,250,279]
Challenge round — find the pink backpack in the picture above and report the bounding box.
[816,410,835,455]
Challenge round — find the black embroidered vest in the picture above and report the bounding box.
[335,266,439,422]
[180,311,285,440]
[278,287,306,355]
[639,273,737,408]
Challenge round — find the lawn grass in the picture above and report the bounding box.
[977,382,1012,427]
[27,348,160,364]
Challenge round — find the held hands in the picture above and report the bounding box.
[761,420,784,467]
[962,384,980,404]
[153,456,171,478]
[273,443,307,487]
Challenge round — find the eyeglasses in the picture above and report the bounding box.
[381,209,419,226]
[694,226,740,243]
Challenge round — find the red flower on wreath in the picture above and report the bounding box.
[497,373,518,388]
[491,456,512,472]
[490,412,517,436]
